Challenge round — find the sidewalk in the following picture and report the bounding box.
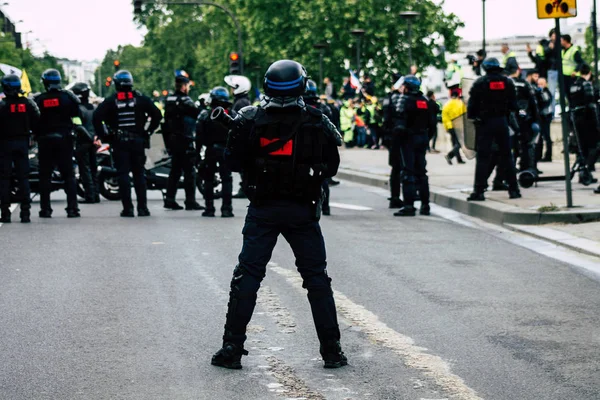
[336,129,600,256]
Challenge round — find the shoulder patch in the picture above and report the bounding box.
[489,81,506,90]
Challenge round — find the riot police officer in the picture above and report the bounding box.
[467,58,521,201]
[163,71,202,210]
[304,79,334,216]
[210,60,346,370]
[384,73,404,209]
[510,68,540,173]
[93,70,162,217]
[196,86,235,217]
[392,75,431,217]
[34,69,82,218]
[570,64,600,185]
[71,82,100,204]
[0,74,40,223]
[224,74,252,199]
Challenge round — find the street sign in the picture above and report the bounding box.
[537,0,577,19]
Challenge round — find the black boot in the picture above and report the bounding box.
[121,208,135,218]
[467,192,485,201]
[492,182,509,191]
[39,209,52,218]
[185,201,204,211]
[20,206,31,223]
[320,340,348,369]
[394,205,416,217]
[221,207,234,218]
[509,190,522,199]
[203,201,215,217]
[389,198,404,209]
[1,209,11,223]
[164,199,183,210]
[138,208,151,217]
[67,209,81,218]
[420,203,431,216]
[211,342,248,370]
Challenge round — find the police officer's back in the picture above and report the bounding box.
[511,69,540,172]
[163,71,202,211]
[0,74,40,223]
[211,60,346,370]
[392,75,431,217]
[467,58,521,201]
[384,73,405,209]
[93,70,162,217]
[196,86,235,217]
[34,69,82,218]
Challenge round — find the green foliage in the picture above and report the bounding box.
[0,35,65,93]
[584,23,597,70]
[100,0,463,97]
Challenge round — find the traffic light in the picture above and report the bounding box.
[133,0,143,14]
[229,52,241,75]
[114,60,120,72]
[105,76,112,87]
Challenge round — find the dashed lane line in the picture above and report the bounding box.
[270,265,483,400]
[329,202,373,211]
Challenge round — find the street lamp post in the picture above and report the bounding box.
[313,42,329,92]
[350,29,365,73]
[399,11,420,69]
[593,0,599,85]
[482,0,487,54]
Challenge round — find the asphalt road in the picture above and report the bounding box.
[1,181,600,400]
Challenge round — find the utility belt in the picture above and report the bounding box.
[113,129,143,142]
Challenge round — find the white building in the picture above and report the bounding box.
[57,58,100,86]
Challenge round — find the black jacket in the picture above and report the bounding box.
[34,89,81,137]
[0,95,40,140]
[93,91,162,139]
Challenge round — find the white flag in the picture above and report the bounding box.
[0,63,22,77]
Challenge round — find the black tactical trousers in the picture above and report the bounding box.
[388,136,402,199]
[203,145,232,211]
[322,179,330,213]
[75,143,98,202]
[38,135,79,213]
[400,134,430,207]
[573,112,600,170]
[166,149,196,204]
[474,117,518,193]
[222,200,340,347]
[516,121,536,172]
[0,139,30,214]
[112,138,147,211]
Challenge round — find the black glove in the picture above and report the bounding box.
[448,128,456,135]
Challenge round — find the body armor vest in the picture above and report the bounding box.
[115,91,137,137]
[479,75,510,118]
[248,108,327,203]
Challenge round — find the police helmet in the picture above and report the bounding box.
[175,70,190,84]
[71,82,91,100]
[482,58,502,73]
[41,69,62,91]
[305,79,318,98]
[209,86,231,105]
[114,70,134,91]
[401,75,421,93]
[263,60,308,97]
[1,74,22,96]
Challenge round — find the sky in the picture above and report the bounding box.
[1,0,597,62]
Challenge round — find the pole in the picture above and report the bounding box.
[555,18,573,207]
[482,0,486,54]
[407,22,413,68]
[318,49,324,93]
[97,66,101,97]
[593,0,599,84]
[356,36,362,73]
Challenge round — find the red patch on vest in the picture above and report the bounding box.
[416,100,428,109]
[260,138,294,156]
[10,104,26,113]
[489,81,505,90]
[117,92,134,100]
[43,98,60,108]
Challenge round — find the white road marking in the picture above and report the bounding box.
[329,202,373,211]
[0,204,19,227]
[270,266,483,400]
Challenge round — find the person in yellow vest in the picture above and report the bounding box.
[561,34,585,95]
[501,44,519,74]
[340,99,356,148]
[442,88,466,165]
[445,58,464,96]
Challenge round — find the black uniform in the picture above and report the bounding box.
[217,103,342,362]
[0,95,40,221]
[163,90,200,206]
[93,90,162,214]
[569,77,600,176]
[74,101,99,203]
[468,72,520,197]
[196,106,234,215]
[535,86,554,162]
[393,92,431,214]
[512,77,540,172]
[384,90,404,207]
[34,89,82,216]
[231,94,252,198]
[305,96,334,215]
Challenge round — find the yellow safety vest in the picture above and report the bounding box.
[502,51,517,68]
[442,98,466,131]
[562,45,580,76]
[536,45,545,60]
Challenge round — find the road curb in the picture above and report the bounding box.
[337,168,600,226]
[505,224,600,258]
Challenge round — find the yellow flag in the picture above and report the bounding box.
[20,69,32,96]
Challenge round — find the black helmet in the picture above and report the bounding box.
[209,86,230,105]
[113,70,134,91]
[401,75,421,93]
[263,60,308,97]
[175,70,190,84]
[305,79,318,98]
[1,74,22,96]
[71,82,91,101]
[41,69,62,91]
[482,58,502,72]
